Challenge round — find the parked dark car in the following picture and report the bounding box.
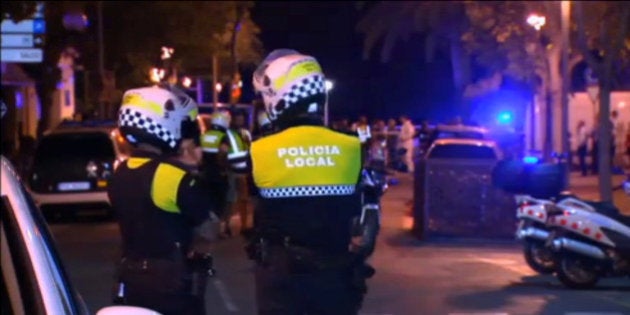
[27,120,131,217]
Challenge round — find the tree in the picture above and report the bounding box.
[356,0,630,201]
[104,1,263,90]
[574,1,630,201]
[356,1,472,107]
[0,1,38,21]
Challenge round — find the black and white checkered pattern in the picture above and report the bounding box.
[274,75,325,116]
[259,184,355,198]
[119,108,177,148]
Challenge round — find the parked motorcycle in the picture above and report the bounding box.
[355,166,388,258]
[546,199,630,289]
[515,193,600,274]
[515,195,558,274]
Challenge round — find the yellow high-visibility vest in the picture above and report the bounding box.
[251,125,361,198]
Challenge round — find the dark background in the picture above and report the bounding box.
[251,1,456,124]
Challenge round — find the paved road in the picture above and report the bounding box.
[49,172,630,315]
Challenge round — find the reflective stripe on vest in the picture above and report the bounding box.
[251,125,361,198]
[357,125,371,143]
[201,130,223,153]
[226,129,249,170]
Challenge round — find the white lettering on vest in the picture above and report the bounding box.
[277,145,340,168]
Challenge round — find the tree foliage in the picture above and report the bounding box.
[104,1,263,89]
[356,1,471,96]
[0,1,38,21]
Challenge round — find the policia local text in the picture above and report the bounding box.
[278,145,340,168]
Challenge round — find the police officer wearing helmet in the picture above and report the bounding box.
[248,49,376,314]
[200,109,235,237]
[108,84,219,315]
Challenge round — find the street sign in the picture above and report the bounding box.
[1,48,43,63]
[1,2,46,63]
[1,34,34,47]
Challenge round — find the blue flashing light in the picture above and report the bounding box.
[497,111,513,124]
[523,156,539,164]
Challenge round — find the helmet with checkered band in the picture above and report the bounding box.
[117,84,198,153]
[210,109,231,130]
[252,49,326,125]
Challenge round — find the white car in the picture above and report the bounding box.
[1,155,159,315]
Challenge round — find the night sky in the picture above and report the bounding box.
[251,1,456,124]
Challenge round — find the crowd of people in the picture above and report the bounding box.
[575,110,630,176]
[330,115,421,174]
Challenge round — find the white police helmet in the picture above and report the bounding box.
[117,85,198,152]
[252,49,326,124]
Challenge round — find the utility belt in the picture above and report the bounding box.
[114,255,189,302]
[113,249,215,304]
[246,234,360,274]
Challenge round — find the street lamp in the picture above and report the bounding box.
[182,76,192,88]
[527,13,549,158]
[527,13,546,31]
[325,80,334,92]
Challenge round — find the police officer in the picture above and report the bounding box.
[200,109,235,237]
[108,84,218,315]
[248,49,377,314]
[230,109,254,234]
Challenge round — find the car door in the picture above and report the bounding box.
[1,156,89,315]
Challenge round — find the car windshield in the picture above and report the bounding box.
[35,132,115,163]
[428,144,497,159]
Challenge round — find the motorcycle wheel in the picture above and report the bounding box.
[556,253,599,289]
[523,240,556,274]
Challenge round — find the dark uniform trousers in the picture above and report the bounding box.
[255,246,364,315]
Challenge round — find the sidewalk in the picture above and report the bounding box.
[387,171,629,216]
[568,172,630,214]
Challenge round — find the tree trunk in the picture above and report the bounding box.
[546,44,562,155]
[597,74,613,202]
[449,34,471,116]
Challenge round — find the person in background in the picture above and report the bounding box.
[355,115,372,162]
[385,118,398,169]
[398,115,416,173]
[417,120,433,156]
[611,110,622,170]
[230,110,253,235]
[591,121,599,175]
[576,120,589,177]
[625,122,630,169]
[109,85,217,315]
[200,110,234,238]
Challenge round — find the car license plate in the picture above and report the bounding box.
[57,181,91,191]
